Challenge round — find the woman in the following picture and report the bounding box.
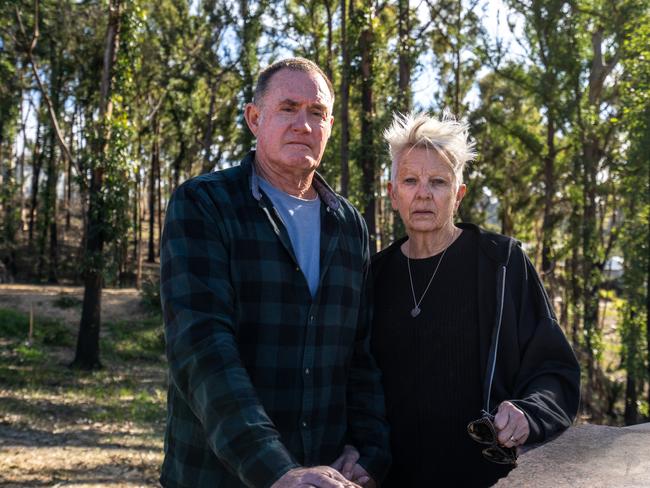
[370,112,580,487]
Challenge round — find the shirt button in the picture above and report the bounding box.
[309,315,315,323]
[295,266,300,271]
[305,368,310,375]
[302,421,308,428]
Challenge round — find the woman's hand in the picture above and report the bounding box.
[494,401,530,448]
[330,445,376,487]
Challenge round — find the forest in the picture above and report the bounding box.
[0,0,649,430]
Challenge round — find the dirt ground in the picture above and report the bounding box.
[0,284,164,488]
[0,284,145,326]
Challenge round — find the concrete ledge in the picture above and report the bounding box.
[495,423,650,487]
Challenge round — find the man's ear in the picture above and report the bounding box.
[244,103,260,136]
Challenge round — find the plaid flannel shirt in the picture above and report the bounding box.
[160,152,390,488]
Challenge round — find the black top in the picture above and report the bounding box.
[371,230,511,487]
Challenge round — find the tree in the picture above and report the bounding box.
[72,0,133,369]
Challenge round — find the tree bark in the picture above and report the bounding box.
[359,15,376,252]
[147,116,159,263]
[28,119,43,247]
[339,0,350,197]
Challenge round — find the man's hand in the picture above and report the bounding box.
[330,445,376,488]
[494,401,530,448]
[271,466,362,488]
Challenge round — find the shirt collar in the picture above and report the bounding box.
[244,150,340,212]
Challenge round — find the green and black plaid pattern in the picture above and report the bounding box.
[160,152,390,488]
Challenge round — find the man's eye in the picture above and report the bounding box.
[281,106,295,112]
[404,178,417,184]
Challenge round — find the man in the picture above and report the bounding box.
[160,58,390,488]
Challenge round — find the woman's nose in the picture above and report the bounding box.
[415,181,432,198]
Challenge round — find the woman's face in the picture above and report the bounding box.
[388,147,466,236]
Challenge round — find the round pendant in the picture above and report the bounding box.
[410,306,421,318]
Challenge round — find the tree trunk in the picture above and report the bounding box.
[324,0,334,83]
[541,116,556,280]
[339,0,350,197]
[147,116,159,263]
[647,167,650,416]
[359,16,376,252]
[201,81,218,173]
[28,119,43,247]
[237,0,257,156]
[134,165,142,289]
[397,0,411,114]
[72,0,122,370]
[624,308,639,426]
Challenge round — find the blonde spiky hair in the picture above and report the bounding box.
[383,111,477,184]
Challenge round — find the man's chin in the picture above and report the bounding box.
[281,154,320,169]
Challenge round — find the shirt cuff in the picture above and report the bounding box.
[238,438,301,488]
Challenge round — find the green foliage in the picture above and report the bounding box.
[0,308,72,347]
[139,277,161,314]
[103,315,165,362]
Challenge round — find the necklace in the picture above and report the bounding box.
[406,239,451,318]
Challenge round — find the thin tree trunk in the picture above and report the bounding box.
[359,16,376,252]
[201,81,217,173]
[339,0,350,197]
[157,142,163,259]
[324,0,334,82]
[147,116,159,263]
[28,120,43,247]
[397,0,411,113]
[624,308,638,425]
[134,163,142,289]
[65,109,76,232]
[541,116,556,280]
[646,168,650,416]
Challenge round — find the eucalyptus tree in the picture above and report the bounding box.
[0,2,22,278]
[619,8,650,424]
[72,0,137,369]
[425,0,483,116]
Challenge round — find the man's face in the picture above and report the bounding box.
[244,69,334,177]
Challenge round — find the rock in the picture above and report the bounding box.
[495,423,650,488]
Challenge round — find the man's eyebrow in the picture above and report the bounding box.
[277,99,328,111]
[278,99,300,107]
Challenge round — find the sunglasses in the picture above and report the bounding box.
[467,413,518,465]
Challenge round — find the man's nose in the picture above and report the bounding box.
[292,109,312,133]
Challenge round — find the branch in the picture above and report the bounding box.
[15,2,75,169]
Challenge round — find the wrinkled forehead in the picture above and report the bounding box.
[265,69,334,109]
[397,145,457,174]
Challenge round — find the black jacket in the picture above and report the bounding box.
[371,223,581,444]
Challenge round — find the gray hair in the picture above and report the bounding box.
[253,57,335,106]
[384,111,477,185]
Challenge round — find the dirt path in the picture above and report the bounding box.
[0,285,164,487]
[0,284,146,327]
